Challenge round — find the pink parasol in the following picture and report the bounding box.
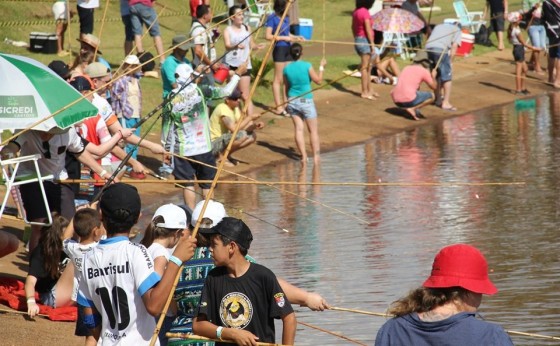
[371,7,425,33]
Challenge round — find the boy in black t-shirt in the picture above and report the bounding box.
[193,217,296,345]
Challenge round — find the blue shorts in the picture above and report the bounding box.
[395,91,433,108]
[39,288,56,307]
[129,3,161,37]
[354,36,372,55]
[173,151,216,189]
[287,97,317,119]
[121,14,134,41]
[428,50,452,82]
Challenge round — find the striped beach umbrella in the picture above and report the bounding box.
[0,53,98,133]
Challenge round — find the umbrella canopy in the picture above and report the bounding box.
[371,8,425,33]
[0,53,98,132]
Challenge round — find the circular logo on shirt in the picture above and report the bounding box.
[219,292,253,329]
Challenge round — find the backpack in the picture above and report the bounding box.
[475,25,493,46]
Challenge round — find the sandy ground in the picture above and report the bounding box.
[0,47,553,345]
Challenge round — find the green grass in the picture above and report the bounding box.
[0,0,524,141]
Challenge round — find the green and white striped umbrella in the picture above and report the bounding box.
[0,53,98,132]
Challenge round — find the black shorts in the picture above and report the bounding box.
[490,12,504,32]
[75,305,92,337]
[272,45,293,63]
[228,65,252,77]
[20,182,75,220]
[173,151,216,189]
[513,45,525,62]
[77,6,94,34]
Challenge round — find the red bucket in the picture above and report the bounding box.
[214,66,230,84]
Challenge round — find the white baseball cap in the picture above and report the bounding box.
[123,55,140,65]
[152,204,187,229]
[191,200,227,227]
[175,63,194,85]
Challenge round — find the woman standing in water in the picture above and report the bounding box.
[283,43,326,166]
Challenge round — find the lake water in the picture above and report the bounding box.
[144,94,560,345]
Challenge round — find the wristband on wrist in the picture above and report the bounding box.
[319,66,325,72]
[99,169,107,178]
[27,297,36,304]
[169,255,183,267]
[216,326,224,340]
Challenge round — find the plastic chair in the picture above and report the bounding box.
[245,0,272,28]
[380,32,411,60]
[453,0,486,33]
[0,154,53,226]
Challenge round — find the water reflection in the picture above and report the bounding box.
[141,95,559,345]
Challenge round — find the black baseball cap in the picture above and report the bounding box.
[227,88,242,101]
[70,76,93,92]
[199,217,253,250]
[48,60,71,79]
[99,183,141,219]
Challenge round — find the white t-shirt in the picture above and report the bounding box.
[510,26,522,45]
[78,0,99,9]
[92,93,115,123]
[224,25,252,69]
[14,127,85,181]
[63,238,98,301]
[147,242,170,261]
[77,236,161,345]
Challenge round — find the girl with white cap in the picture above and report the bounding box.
[141,203,188,346]
[375,244,513,345]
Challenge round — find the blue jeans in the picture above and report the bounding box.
[528,25,546,49]
[354,36,372,55]
[395,91,433,108]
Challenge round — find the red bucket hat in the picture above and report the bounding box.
[423,244,497,295]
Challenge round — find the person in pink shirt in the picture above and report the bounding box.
[352,0,378,100]
[391,51,437,120]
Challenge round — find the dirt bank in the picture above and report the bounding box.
[0,47,552,345]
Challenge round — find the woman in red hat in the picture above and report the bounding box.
[374,244,513,345]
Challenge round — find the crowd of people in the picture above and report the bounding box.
[0,0,550,344]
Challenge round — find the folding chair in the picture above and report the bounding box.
[380,32,412,60]
[245,0,272,28]
[453,0,486,34]
[0,154,53,226]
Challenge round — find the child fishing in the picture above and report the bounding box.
[508,11,540,95]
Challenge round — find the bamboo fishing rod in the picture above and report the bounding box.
[298,321,368,346]
[149,2,292,343]
[329,307,560,341]
[165,332,291,345]
[60,178,527,187]
[0,307,49,318]
[93,0,111,61]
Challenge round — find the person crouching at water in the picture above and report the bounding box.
[391,50,437,120]
[374,244,513,345]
